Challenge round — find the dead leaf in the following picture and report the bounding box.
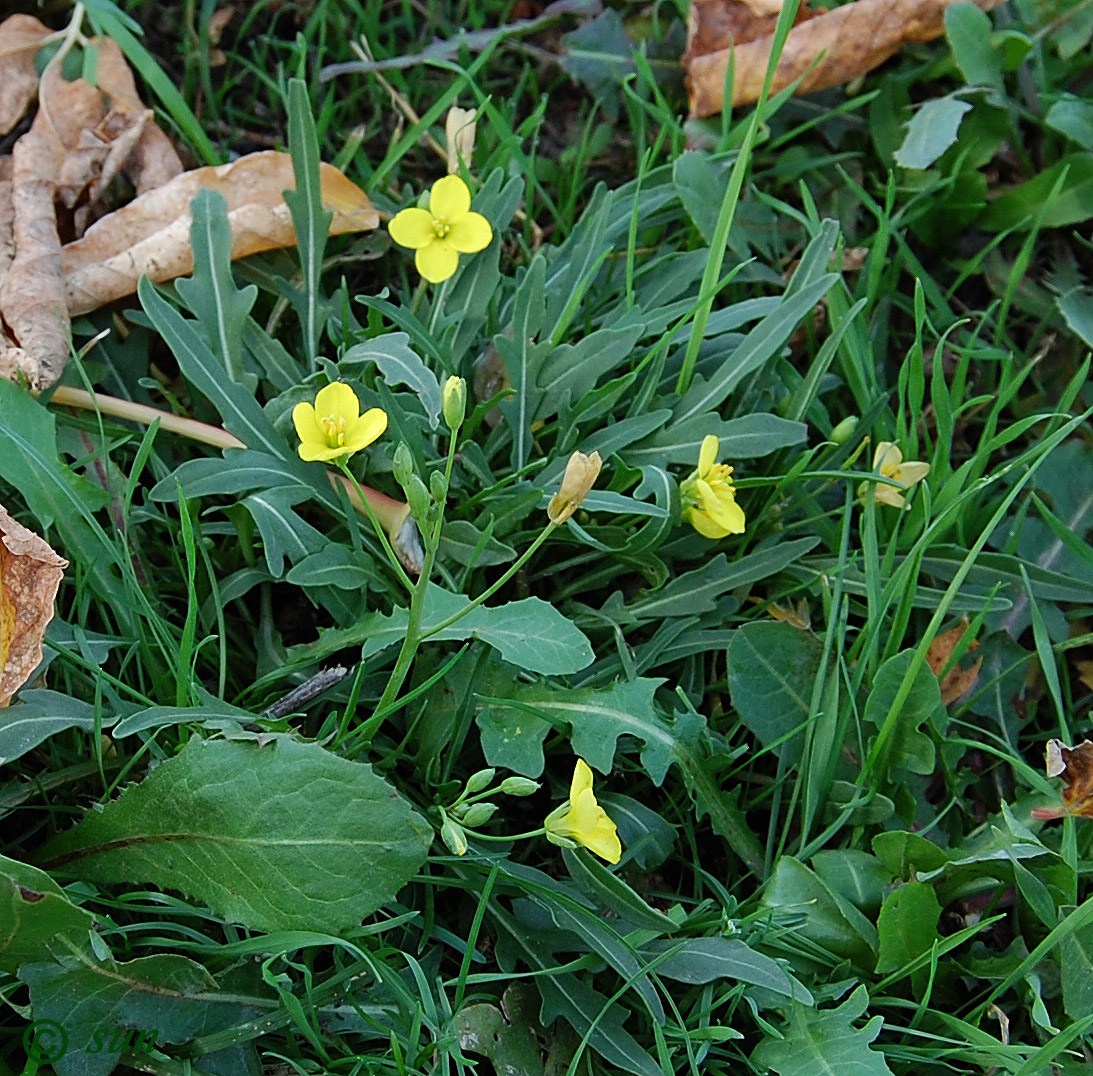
[1075,658,1093,694]
[0,155,13,278]
[61,151,379,315]
[0,501,67,708]
[1031,739,1093,821]
[0,14,51,136]
[90,37,183,194]
[685,0,813,65]
[0,63,72,389]
[925,620,982,706]
[686,0,1007,117]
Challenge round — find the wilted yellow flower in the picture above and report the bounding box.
[292,382,387,463]
[445,106,477,173]
[680,435,745,539]
[388,175,492,284]
[861,441,930,509]
[548,451,602,524]
[544,759,621,864]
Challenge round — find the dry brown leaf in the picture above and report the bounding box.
[1031,739,1093,821]
[1075,658,1093,694]
[925,620,982,706]
[685,0,814,64]
[90,36,183,194]
[0,155,13,279]
[686,0,1006,117]
[61,151,379,315]
[0,63,71,389]
[0,501,67,708]
[0,14,51,136]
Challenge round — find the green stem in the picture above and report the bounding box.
[418,522,556,642]
[338,462,414,594]
[467,827,546,842]
[353,429,460,740]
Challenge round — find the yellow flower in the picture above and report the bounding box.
[292,382,387,463]
[861,441,930,509]
[544,758,622,864]
[388,175,492,284]
[548,450,603,524]
[680,435,745,539]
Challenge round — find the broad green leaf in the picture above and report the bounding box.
[477,705,552,777]
[537,325,644,405]
[151,449,325,503]
[243,317,300,389]
[673,150,726,243]
[497,255,549,466]
[945,3,1002,87]
[21,952,259,1076]
[241,486,326,576]
[0,690,113,767]
[354,584,593,676]
[112,700,254,739]
[864,649,946,780]
[562,847,677,932]
[596,793,676,870]
[979,153,1093,231]
[641,937,812,1002]
[875,882,942,991]
[36,736,432,933]
[612,539,819,624]
[0,855,95,973]
[1058,286,1093,348]
[283,77,333,367]
[455,1001,544,1076]
[894,96,974,170]
[439,519,516,568]
[1061,917,1093,1022]
[728,622,824,765]
[761,857,878,967]
[623,412,807,466]
[751,985,895,1076]
[285,543,377,590]
[558,10,635,120]
[175,188,257,386]
[492,907,661,1076]
[1045,95,1093,150]
[811,849,892,917]
[139,277,286,457]
[341,333,442,429]
[672,276,838,424]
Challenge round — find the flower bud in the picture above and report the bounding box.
[393,443,431,523]
[442,375,467,431]
[831,416,857,445]
[547,450,602,525]
[440,818,468,856]
[499,776,540,797]
[465,767,496,794]
[460,802,498,827]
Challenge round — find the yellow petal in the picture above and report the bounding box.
[583,814,622,864]
[873,441,902,470]
[570,758,595,801]
[429,174,471,219]
[698,434,719,476]
[897,461,930,485]
[292,401,323,448]
[344,406,388,452]
[695,480,745,534]
[388,207,436,249]
[314,381,360,422]
[447,211,492,253]
[873,485,908,509]
[415,241,460,283]
[687,506,731,539]
[298,441,352,463]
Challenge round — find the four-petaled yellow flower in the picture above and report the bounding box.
[861,441,930,509]
[388,175,493,284]
[544,758,622,864]
[680,435,745,539]
[292,382,387,463]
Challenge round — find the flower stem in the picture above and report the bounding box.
[419,521,556,642]
[45,385,414,565]
[337,463,414,594]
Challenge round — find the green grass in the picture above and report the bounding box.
[3,1,1093,1075]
